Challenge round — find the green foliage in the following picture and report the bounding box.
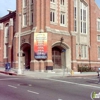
[78,64,96,72]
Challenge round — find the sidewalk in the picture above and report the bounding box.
[0,67,98,78]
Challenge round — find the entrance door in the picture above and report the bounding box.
[21,43,31,69]
[52,47,61,69]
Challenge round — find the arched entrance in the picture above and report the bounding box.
[52,42,71,71]
[21,43,31,69]
[52,46,62,69]
[52,46,66,69]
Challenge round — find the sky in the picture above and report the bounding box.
[0,0,100,17]
[0,0,16,17]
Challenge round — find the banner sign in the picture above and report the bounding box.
[34,33,47,59]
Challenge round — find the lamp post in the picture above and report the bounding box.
[18,14,22,74]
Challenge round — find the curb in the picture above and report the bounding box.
[0,71,17,75]
[67,74,97,77]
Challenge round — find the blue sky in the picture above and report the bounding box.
[0,0,16,17]
[0,0,100,17]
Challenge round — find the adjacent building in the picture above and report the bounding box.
[0,0,100,72]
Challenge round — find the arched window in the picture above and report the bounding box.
[4,23,9,58]
[4,23,9,38]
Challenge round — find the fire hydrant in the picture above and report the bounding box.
[71,70,74,75]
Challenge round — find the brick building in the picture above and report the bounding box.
[0,11,16,68]
[0,0,100,72]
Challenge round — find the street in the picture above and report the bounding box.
[0,74,99,100]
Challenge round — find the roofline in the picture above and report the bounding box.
[0,10,16,22]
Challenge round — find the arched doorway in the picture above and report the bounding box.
[21,43,31,69]
[52,46,62,69]
[52,42,71,71]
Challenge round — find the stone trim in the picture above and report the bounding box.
[31,27,37,32]
[80,0,88,6]
[13,61,18,63]
[71,60,77,63]
[9,18,13,26]
[15,27,37,37]
[70,31,77,36]
[46,26,70,36]
[14,32,19,37]
[77,61,100,64]
[44,60,53,62]
[0,23,3,30]
[31,60,38,63]
[21,30,31,36]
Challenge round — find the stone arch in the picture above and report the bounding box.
[20,43,31,69]
[52,41,71,71]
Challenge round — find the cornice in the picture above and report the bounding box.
[70,31,77,36]
[20,30,31,36]
[31,27,37,32]
[46,26,70,36]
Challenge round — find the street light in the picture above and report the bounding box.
[60,37,66,77]
[18,14,22,74]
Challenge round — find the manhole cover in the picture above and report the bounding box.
[18,83,32,86]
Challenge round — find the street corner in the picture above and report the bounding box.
[0,70,17,76]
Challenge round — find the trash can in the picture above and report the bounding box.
[70,70,74,75]
[5,63,11,71]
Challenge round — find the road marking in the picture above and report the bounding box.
[29,84,32,86]
[0,78,19,81]
[81,77,98,80]
[44,78,100,89]
[27,90,39,94]
[8,85,17,88]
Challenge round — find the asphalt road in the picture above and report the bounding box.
[0,73,100,100]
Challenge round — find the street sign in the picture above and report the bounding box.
[62,49,66,52]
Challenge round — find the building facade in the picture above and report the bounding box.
[0,11,16,68]
[0,0,100,72]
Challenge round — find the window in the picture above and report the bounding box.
[74,0,77,32]
[50,10,55,23]
[23,13,27,26]
[98,35,100,41]
[23,0,27,8]
[5,26,9,38]
[97,19,100,31]
[81,45,88,59]
[6,44,8,57]
[50,0,55,3]
[98,47,100,59]
[80,2,87,34]
[30,12,33,24]
[61,0,65,5]
[76,45,79,58]
[31,0,33,4]
[4,24,9,58]
[60,12,65,25]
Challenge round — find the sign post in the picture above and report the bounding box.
[62,49,66,77]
